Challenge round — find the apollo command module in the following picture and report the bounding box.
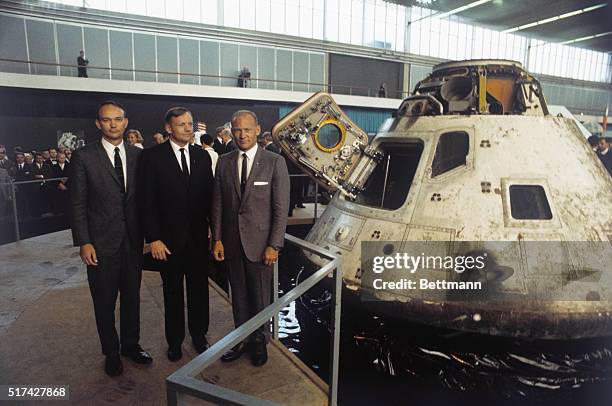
[272,59,612,340]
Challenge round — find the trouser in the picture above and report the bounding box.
[87,235,142,356]
[160,243,209,347]
[226,248,273,342]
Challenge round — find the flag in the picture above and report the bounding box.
[604,104,608,134]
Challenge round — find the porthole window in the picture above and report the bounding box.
[313,120,345,152]
[431,131,469,177]
[509,185,552,220]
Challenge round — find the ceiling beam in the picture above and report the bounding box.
[409,0,492,24]
[560,31,612,46]
[502,3,607,33]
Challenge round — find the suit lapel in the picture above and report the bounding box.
[95,141,122,189]
[240,147,264,204]
[188,145,197,188]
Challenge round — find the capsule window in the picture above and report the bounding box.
[355,141,424,210]
[509,185,552,220]
[431,131,469,177]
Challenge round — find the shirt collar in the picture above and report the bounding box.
[601,148,609,155]
[169,138,189,155]
[101,137,124,155]
[239,144,258,160]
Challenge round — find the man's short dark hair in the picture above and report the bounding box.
[164,107,191,124]
[97,100,127,119]
[35,153,43,158]
[202,133,214,146]
[231,110,258,125]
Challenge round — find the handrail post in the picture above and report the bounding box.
[9,180,20,242]
[273,260,279,341]
[328,263,342,406]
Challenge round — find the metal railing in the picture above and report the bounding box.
[166,233,342,406]
[0,176,70,242]
[0,58,408,99]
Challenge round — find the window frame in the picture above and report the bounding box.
[426,128,474,182]
[501,178,560,229]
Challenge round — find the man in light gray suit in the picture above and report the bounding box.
[212,110,289,367]
[71,101,152,377]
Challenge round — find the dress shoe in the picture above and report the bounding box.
[104,355,123,377]
[250,341,268,367]
[297,204,306,208]
[121,345,153,364]
[221,342,247,362]
[167,346,182,362]
[193,337,210,354]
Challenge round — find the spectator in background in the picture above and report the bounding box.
[378,82,387,98]
[65,149,72,162]
[77,50,89,78]
[52,152,71,215]
[0,167,10,219]
[0,146,14,172]
[213,126,226,155]
[24,153,34,166]
[260,132,280,154]
[31,152,52,216]
[126,130,144,149]
[220,127,236,154]
[238,66,251,88]
[48,148,59,165]
[12,152,32,218]
[597,137,612,177]
[41,149,51,163]
[152,132,167,145]
[201,133,218,176]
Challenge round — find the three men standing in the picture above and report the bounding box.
[212,110,290,367]
[141,107,214,361]
[70,101,152,377]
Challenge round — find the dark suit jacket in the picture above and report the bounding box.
[70,141,142,256]
[224,140,237,154]
[141,141,213,252]
[31,162,52,180]
[52,162,70,179]
[213,138,225,155]
[212,147,290,262]
[12,163,33,182]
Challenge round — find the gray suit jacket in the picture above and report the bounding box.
[70,141,142,256]
[212,146,290,262]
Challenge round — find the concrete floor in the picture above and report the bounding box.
[0,230,327,405]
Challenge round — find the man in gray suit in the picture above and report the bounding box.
[212,110,289,367]
[71,101,152,377]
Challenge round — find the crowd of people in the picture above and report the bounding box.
[0,145,72,220]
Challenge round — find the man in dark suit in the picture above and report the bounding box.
[0,146,14,172]
[31,152,53,216]
[141,106,214,362]
[52,152,70,215]
[212,110,290,367]
[11,152,32,218]
[71,101,152,377]
[213,126,226,155]
[77,50,89,78]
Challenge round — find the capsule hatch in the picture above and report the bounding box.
[271,92,384,200]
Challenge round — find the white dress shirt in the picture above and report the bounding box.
[238,144,258,183]
[101,137,127,189]
[169,138,190,173]
[204,146,218,176]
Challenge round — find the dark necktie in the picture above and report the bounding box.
[114,147,125,193]
[240,153,248,196]
[179,148,189,180]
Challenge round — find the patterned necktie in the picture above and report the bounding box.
[240,153,247,196]
[114,147,125,193]
[179,148,189,179]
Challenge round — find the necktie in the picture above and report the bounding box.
[240,153,248,196]
[114,147,125,193]
[179,148,189,179]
